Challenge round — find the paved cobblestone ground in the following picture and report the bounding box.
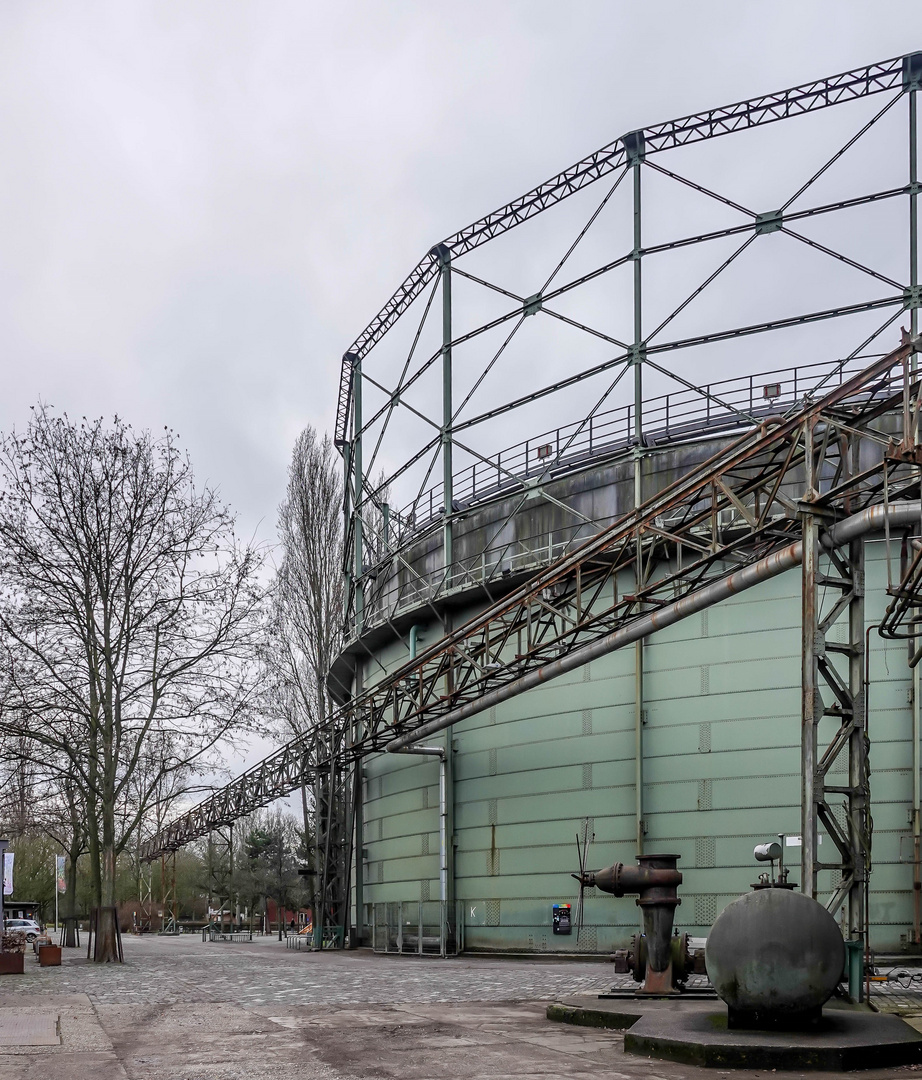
[0,933,612,1007]
[0,936,918,1079]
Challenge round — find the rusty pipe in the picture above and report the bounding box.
[575,862,682,897]
[388,502,921,753]
[575,853,683,988]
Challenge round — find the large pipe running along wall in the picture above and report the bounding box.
[386,501,922,752]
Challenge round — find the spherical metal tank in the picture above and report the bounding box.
[705,889,845,1018]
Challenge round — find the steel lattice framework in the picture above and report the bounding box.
[334,52,914,446]
[144,52,922,952]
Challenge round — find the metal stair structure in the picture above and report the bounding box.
[144,334,922,947]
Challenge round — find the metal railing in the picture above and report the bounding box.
[368,900,463,957]
[202,927,253,943]
[380,357,868,542]
[349,356,898,637]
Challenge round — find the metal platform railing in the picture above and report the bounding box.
[380,356,873,544]
[350,355,900,637]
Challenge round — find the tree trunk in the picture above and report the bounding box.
[62,849,80,948]
[93,795,122,962]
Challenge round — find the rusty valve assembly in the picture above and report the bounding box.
[574,853,689,995]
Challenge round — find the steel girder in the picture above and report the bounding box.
[204,828,235,926]
[144,336,921,876]
[334,52,914,447]
[802,498,869,932]
[311,721,354,948]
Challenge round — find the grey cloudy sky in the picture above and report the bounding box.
[1,3,918,790]
[1,2,918,548]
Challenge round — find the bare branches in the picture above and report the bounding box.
[273,428,343,740]
[0,405,267,957]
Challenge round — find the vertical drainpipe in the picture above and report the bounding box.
[353,657,365,947]
[443,611,455,948]
[907,62,920,944]
[351,352,364,634]
[436,244,454,583]
[801,419,818,900]
[406,621,453,945]
[625,130,646,855]
[914,640,920,946]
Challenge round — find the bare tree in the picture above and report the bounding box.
[271,428,343,922]
[275,427,344,731]
[271,428,393,943]
[0,406,266,961]
[0,732,40,837]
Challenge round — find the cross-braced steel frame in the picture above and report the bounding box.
[338,51,921,650]
[143,53,922,954]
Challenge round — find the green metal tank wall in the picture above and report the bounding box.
[358,539,914,953]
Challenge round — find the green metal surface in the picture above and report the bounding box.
[361,536,919,952]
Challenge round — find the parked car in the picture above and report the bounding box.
[4,918,41,943]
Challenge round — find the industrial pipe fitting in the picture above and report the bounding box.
[575,853,683,996]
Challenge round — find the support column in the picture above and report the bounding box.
[341,437,353,635]
[206,834,214,920]
[801,420,870,958]
[907,58,920,946]
[229,822,235,926]
[436,244,454,580]
[846,537,867,944]
[624,130,646,854]
[349,352,364,634]
[909,61,918,341]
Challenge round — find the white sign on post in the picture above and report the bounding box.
[3,852,13,896]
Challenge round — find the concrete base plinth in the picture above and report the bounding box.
[547,996,922,1071]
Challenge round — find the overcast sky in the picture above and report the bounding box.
[1,4,918,786]
[1,2,918,548]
